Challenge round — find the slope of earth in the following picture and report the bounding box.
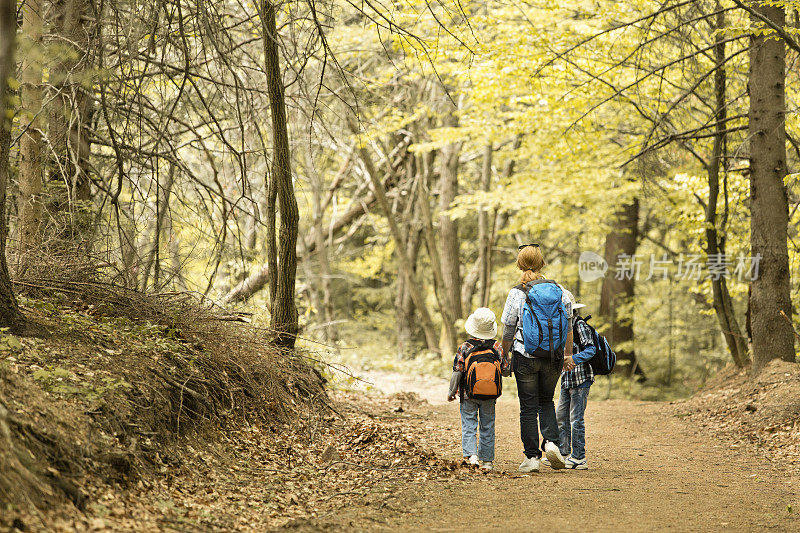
[674,359,800,472]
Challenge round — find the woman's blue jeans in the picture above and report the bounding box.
[513,354,561,459]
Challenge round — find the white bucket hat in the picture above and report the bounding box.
[561,288,586,316]
[465,307,498,340]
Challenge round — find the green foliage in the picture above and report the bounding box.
[9,0,798,399]
[307,0,797,391]
[0,329,23,353]
[342,235,395,282]
[32,365,132,401]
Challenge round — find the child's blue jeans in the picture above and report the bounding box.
[556,385,590,460]
[460,398,496,461]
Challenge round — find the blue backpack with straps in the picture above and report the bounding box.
[518,280,569,360]
[575,315,617,375]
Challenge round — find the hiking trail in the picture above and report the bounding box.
[320,370,800,532]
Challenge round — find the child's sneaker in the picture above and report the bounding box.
[468,454,480,466]
[565,456,588,470]
[518,456,540,473]
[480,461,493,471]
[544,442,566,469]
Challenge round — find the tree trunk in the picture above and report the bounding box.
[574,230,583,299]
[748,1,794,372]
[217,230,237,298]
[707,9,749,368]
[165,202,187,290]
[478,144,492,307]
[356,140,439,352]
[47,0,93,244]
[17,0,45,259]
[438,113,463,321]
[599,198,644,379]
[140,166,176,292]
[395,163,423,358]
[463,136,520,309]
[464,211,513,310]
[396,223,423,357]
[116,203,139,289]
[222,140,407,305]
[308,150,337,342]
[0,0,26,331]
[418,152,457,356]
[222,265,270,306]
[264,170,278,309]
[260,1,299,348]
[298,237,321,335]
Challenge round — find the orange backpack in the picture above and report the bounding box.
[463,342,502,400]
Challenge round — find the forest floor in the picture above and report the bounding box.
[4,313,800,532]
[56,364,794,532]
[299,366,799,532]
[22,389,800,532]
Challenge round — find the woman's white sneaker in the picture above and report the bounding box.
[544,442,566,469]
[480,461,493,471]
[468,454,480,466]
[565,457,588,470]
[518,456,540,473]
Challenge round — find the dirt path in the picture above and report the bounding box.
[23,364,796,531]
[351,369,450,405]
[323,375,800,531]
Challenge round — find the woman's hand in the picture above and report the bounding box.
[447,394,456,402]
[563,355,576,371]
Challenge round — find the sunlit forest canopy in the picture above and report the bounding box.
[3,0,799,393]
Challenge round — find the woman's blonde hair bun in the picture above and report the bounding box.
[516,245,545,284]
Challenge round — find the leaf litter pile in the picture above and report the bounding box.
[0,278,513,531]
[60,392,478,531]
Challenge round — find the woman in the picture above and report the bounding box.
[500,244,573,473]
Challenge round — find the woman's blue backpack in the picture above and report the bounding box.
[517,280,569,361]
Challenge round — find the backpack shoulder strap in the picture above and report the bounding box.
[464,345,497,367]
[574,316,600,349]
[479,339,500,359]
[515,279,557,292]
[463,338,479,352]
[470,339,496,351]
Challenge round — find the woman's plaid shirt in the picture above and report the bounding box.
[561,319,595,389]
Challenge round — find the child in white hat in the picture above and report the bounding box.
[447,307,510,471]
